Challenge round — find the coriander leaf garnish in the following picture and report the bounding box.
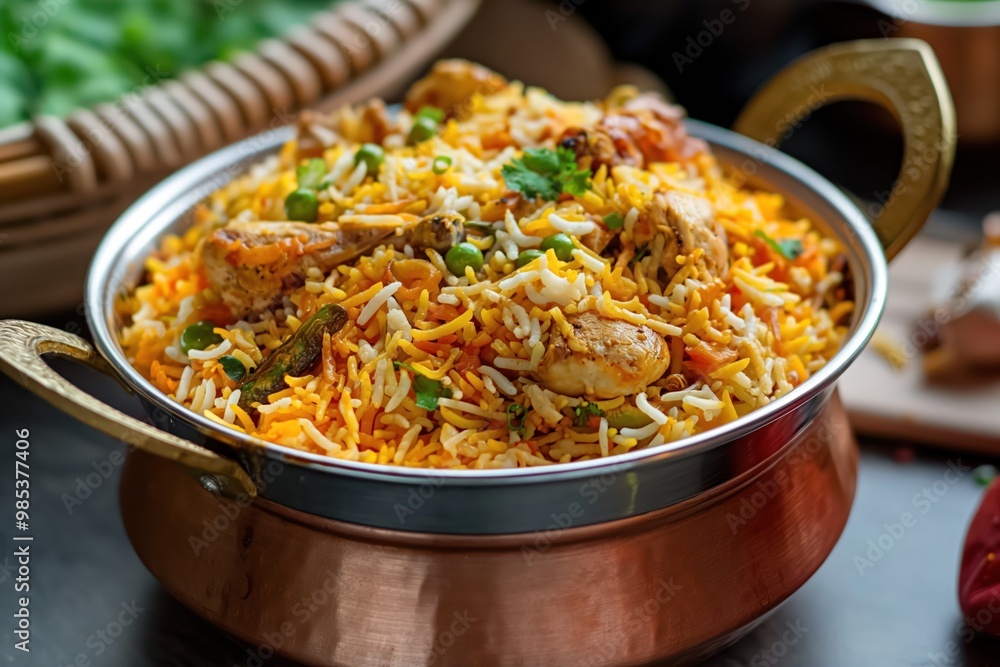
[394,361,453,411]
[501,146,591,201]
[754,229,804,260]
[572,401,603,427]
[506,403,530,433]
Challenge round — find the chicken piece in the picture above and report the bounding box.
[558,127,621,172]
[535,311,670,399]
[203,212,468,317]
[405,59,508,120]
[598,91,707,167]
[202,222,392,317]
[646,191,728,280]
[400,213,465,252]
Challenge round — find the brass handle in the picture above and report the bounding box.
[734,39,956,260]
[0,320,256,499]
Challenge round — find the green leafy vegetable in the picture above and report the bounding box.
[394,362,453,411]
[219,355,247,382]
[0,0,336,128]
[296,158,327,189]
[603,211,625,229]
[506,404,529,432]
[572,402,603,427]
[501,146,591,201]
[754,230,803,260]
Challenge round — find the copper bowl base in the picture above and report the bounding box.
[119,393,857,666]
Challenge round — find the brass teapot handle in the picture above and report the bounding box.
[734,38,956,260]
[0,320,256,499]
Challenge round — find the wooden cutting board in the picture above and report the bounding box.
[839,227,1000,455]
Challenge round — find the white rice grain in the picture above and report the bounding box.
[358,282,401,326]
[187,339,232,361]
[480,366,517,395]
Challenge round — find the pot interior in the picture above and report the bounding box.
[82,115,885,531]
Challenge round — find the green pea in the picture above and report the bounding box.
[285,189,319,222]
[415,105,444,123]
[540,233,575,262]
[407,117,437,146]
[296,158,327,189]
[445,242,484,276]
[515,249,544,268]
[974,464,997,487]
[219,355,247,382]
[354,143,385,174]
[180,321,223,354]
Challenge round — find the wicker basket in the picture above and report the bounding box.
[0,0,479,317]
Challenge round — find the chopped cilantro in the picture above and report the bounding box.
[395,361,452,410]
[572,401,603,427]
[501,146,591,201]
[506,404,530,432]
[603,211,625,229]
[754,229,803,260]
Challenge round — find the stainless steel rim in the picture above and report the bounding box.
[86,119,885,533]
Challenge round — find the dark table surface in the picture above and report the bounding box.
[2,332,1000,667]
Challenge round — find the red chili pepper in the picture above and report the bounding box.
[959,479,1000,637]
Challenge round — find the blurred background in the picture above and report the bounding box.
[2,0,998,315]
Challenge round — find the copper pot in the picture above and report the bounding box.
[867,0,1000,142]
[0,40,954,666]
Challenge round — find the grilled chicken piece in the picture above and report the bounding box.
[597,91,707,167]
[535,311,670,399]
[202,222,392,317]
[202,213,468,317]
[647,191,728,280]
[404,59,508,120]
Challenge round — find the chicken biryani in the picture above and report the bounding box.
[117,60,854,470]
